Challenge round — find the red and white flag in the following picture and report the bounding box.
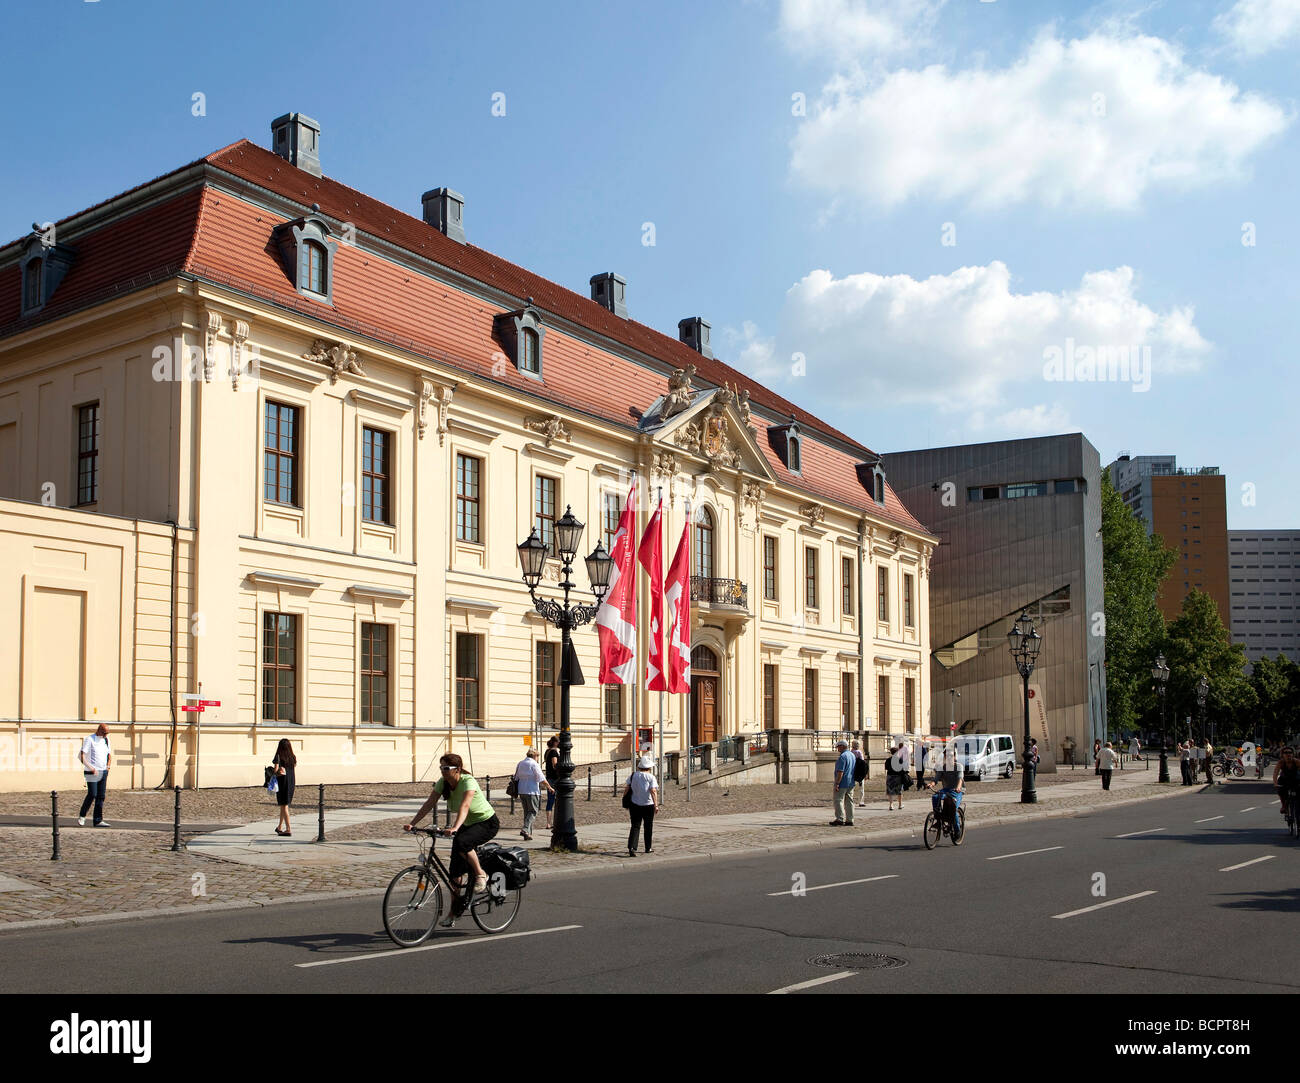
[596,483,637,684]
[664,513,692,693]
[637,499,668,691]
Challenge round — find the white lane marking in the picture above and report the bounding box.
[1114,828,1166,838]
[294,924,582,968]
[987,846,1063,861]
[1220,856,1275,872]
[769,971,859,994]
[1195,816,1225,823]
[1052,891,1157,920]
[767,875,898,897]
[1239,807,1257,812]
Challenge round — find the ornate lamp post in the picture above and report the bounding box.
[1152,653,1171,783]
[517,507,612,852]
[1006,609,1043,804]
[1195,675,1209,746]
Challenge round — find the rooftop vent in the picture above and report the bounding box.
[589,272,627,318]
[678,316,713,359]
[270,113,322,177]
[422,188,466,244]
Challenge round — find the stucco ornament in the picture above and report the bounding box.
[304,339,365,384]
[800,502,826,526]
[525,415,571,447]
[659,365,696,421]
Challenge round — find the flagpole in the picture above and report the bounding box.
[657,485,665,798]
[685,495,691,805]
[631,472,638,761]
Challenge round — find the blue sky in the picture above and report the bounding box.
[2,0,1296,527]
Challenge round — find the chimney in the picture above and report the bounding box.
[678,316,713,359]
[589,272,628,318]
[270,113,322,176]
[422,188,466,244]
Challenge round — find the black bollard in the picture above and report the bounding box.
[171,786,182,852]
[587,765,592,801]
[613,767,618,796]
[316,783,325,843]
[486,775,491,802]
[50,790,60,862]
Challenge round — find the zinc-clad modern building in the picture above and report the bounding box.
[0,113,937,792]
[883,435,1107,769]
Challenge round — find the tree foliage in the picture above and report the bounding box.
[1161,589,1254,742]
[1101,468,1176,737]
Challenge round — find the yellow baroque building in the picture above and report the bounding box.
[0,114,936,791]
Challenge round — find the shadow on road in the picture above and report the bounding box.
[1213,887,1300,913]
[225,929,420,955]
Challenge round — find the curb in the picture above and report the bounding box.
[0,780,1206,934]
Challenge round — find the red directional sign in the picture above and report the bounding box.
[181,705,204,712]
[198,700,221,707]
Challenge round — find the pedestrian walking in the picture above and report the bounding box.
[543,735,560,829]
[622,756,660,856]
[1099,741,1118,790]
[1129,735,1142,762]
[1203,741,1215,785]
[513,748,552,841]
[1179,741,1192,785]
[886,743,906,810]
[851,740,867,807]
[898,739,912,788]
[1029,738,1040,771]
[269,738,296,836]
[78,723,112,827]
[1093,738,1102,776]
[915,740,927,790]
[830,740,855,825]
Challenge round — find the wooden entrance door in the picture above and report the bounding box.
[690,645,720,746]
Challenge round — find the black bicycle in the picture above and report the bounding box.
[1283,788,1299,840]
[382,827,523,945]
[922,790,966,849]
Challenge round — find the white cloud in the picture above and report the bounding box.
[734,261,1211,416]
[779,0,945,60]
[1214,0,1300,56]
[789,29,1290,210]
[989,403,1074,436]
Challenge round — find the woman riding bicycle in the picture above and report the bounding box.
[1272,747,1299,820]
[405,753,499,927]
[925,746,964,826]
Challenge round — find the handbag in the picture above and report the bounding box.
[506,777,519,799]
[622,786,633,810]
[902,772,914,791]
[266,776,278,796]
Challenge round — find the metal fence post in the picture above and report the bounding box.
[587,765,592,801]
[172,785,182,852]
[316,783,326,842]
[50,790,60,862]
[613,766,618,796]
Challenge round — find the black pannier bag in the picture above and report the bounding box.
[478,843,531,889]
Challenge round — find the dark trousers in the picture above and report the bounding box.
[1180,761,1192,785]
[80,772,108,824]
[1101,769,1112,790]
[915,770,924,788]
[628,803,655,852]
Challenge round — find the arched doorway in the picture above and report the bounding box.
[690,644,720,746]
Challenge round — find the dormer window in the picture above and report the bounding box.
[22,257,42,311]
[769,418,803,474]
[873,467,886,505]
[789,434,802,474]
[274,214,337,304]
[18,233,74,318]
[494,304,546,379]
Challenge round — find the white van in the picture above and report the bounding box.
[953,734,1016,781]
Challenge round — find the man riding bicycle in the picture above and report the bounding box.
[405,753,499,927]
[925,746,965,829]
[1272,747,1299,821]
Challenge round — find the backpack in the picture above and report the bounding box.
[478,843,531,890]
[853,756,867,783]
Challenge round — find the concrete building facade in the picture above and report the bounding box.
[1228,530,1300,664]
[883,435,1107,769]
[0,115,936,792]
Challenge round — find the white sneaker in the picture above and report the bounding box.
[473,874,488,893]
[77,817,86,826]
[94,821,111,827]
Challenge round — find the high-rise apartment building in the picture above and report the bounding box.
[1228,531,1300,664]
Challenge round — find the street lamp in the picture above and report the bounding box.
[1152,653,1171,783]
[1006,609,1043,804]
[516,508,612,852]
[1195,675,1209,746]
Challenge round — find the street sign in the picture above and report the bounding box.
[181,705,203,713]
[199,700,221,707]
[182,693,202,701]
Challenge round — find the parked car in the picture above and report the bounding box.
[952,734,1016,781]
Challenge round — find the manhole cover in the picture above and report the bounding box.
[808,953,907,970]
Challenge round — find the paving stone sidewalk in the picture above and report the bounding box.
[0,767,1209,931]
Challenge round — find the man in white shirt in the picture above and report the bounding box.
[78,723,112,827]
[512,748,552,841]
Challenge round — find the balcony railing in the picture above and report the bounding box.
[690,576,748,608]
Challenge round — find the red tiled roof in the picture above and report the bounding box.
[0,139,931,535]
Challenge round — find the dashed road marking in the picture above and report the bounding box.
[987,846,1064,861]
[1195,816,1224,823]
[1114,828,1165,838]
[1220,856,1275,872]
[769,971,858,994]
[1239,807,1257,812]
[767,875,898,897]
[294,924,582,968]
[1052,891,1157,920]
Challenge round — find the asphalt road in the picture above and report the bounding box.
[1,782,1295,995]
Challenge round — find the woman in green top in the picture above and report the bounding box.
[405,753,499,926]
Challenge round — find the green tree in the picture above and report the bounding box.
[1101,469,1176,738]
[1161,590,1254,743]
[1250,653,1300,744]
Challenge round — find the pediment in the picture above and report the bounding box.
[647,389,774,482]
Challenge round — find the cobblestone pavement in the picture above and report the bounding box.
[0,766,1196,927]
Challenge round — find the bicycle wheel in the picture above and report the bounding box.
[383,865,444,947]
[1212,762,1225,778]
[1231,763,1244,778]
[922,812,941,850]
[951,807,965,846]
[471,878,523,934]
